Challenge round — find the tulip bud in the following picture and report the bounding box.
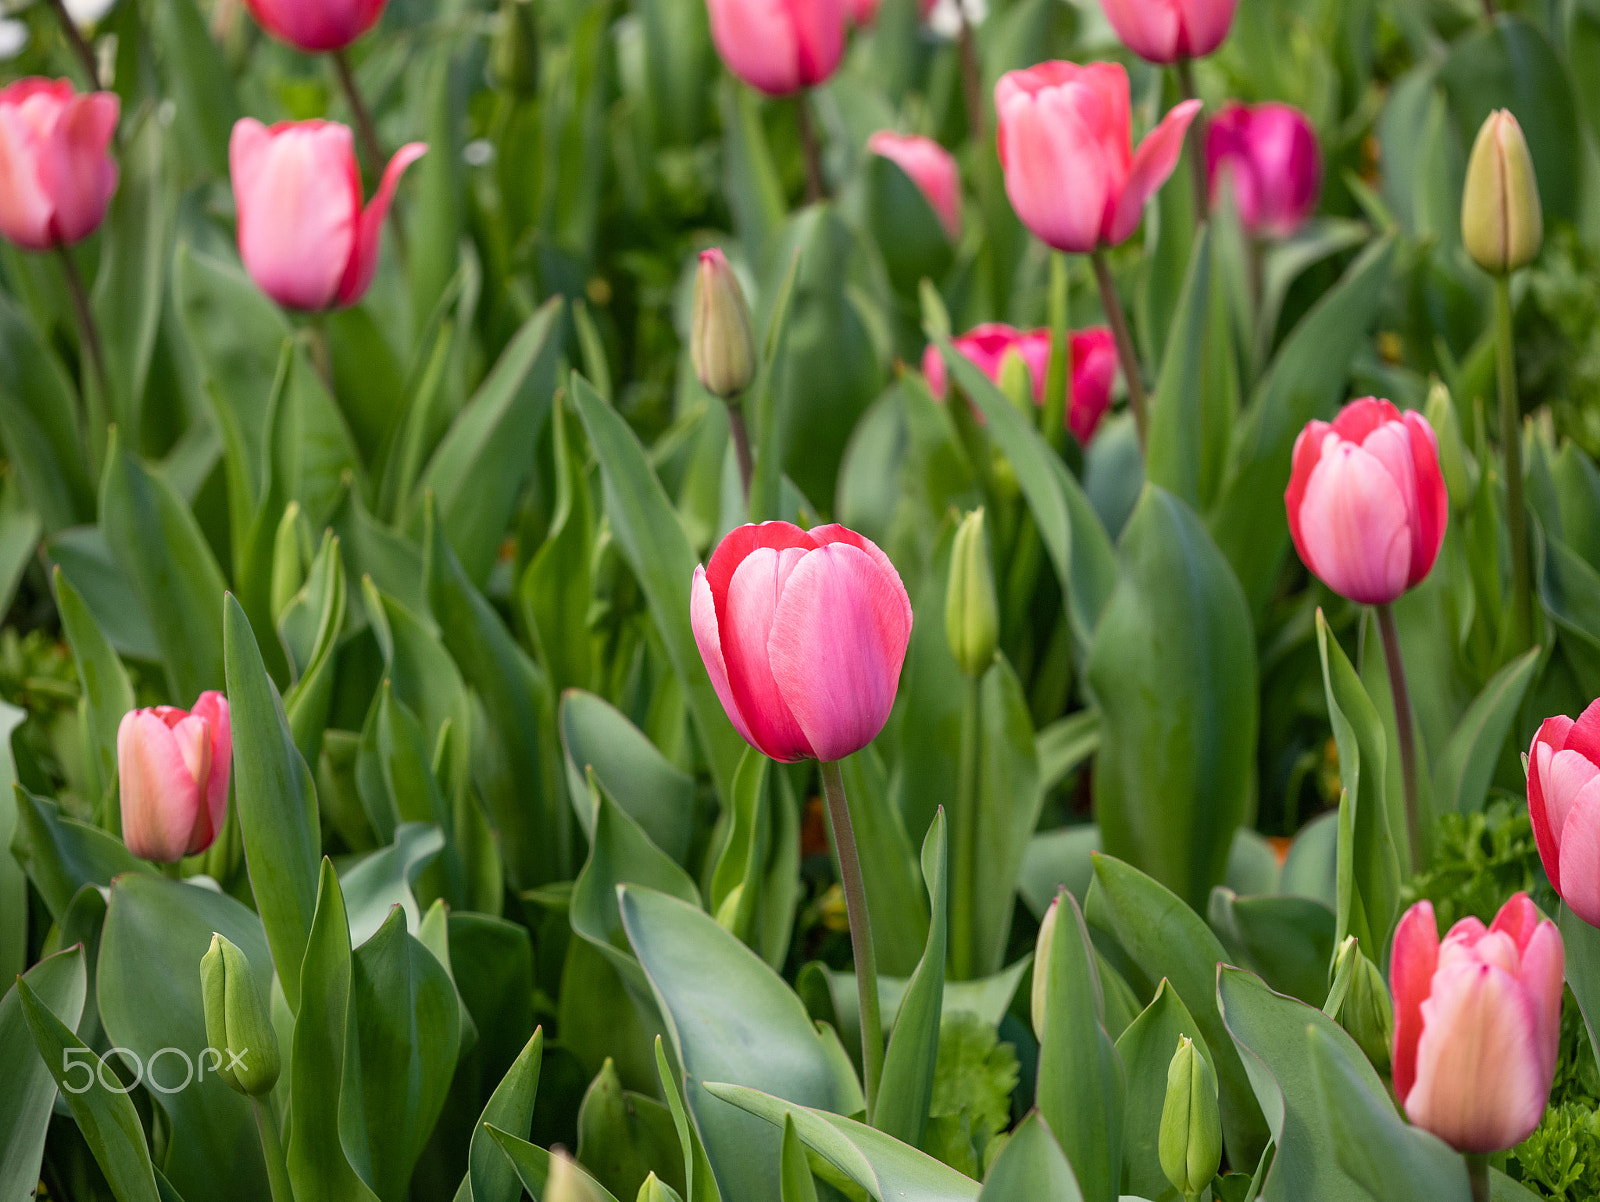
[946,509,999,678]
[546,1150,607,1202]
[1159,1036,1222,1202]
[1462,110,1542,277]
[118,693,233,864]
[1330,937,1394,1075]
[637,1173,684,1202]
[200,934,280,1097]
[1030,896,1059,1039]
[691,249,758,401]
[1424,380,1474,507]
[491,0,539,97]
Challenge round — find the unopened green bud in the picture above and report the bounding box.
[1030,895,1059,1039]
[637,1173,684,1202]
[1159,1036,1222,1202]
[547,1150,607,1202]
[945,508,998,678]
[199,934,280,1097]
[1462,109,1542,276]
[1331,937,1394,1075]
[692,248,758,401]
[997,348,1034,416]
[1424,378,1474,507]
[491,0,539,97]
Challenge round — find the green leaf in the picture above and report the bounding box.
[876,811,948,1148]
[1559,904,1600,1068]
[456,1029,544,1202]
[1089,486,1257,912]
[53,565,134,819]
[577,1058,687,1200]
[562,690,695,866]
[10,786,152,922]
[1146,227,1213,508]
[484,1125,623,1202]
[780,1114,819,1202]
[747,247,803,527]
[1035,709,1101,796]
[339,822,445,947]
[840,743,930,979]
[865,154,954,298]
[46,525,160,660]
[0,700,28,980]
[976,1111,1083,1202]
[1431,647,1539,816]
[1115,981,1212,1202]
[1207,890,1337,1008]
[0,290,91,532]
[153,0,240,174]
[521,394,596,696]
[282,531,348,769]
[0,472,41,621]
[656,1036,721,1202]
[0,946,87,1202]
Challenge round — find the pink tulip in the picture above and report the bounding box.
[1098,0,1237,64]
[1284,398,1448,605]
[0,79,119,252]
[1527,699,1600,927]
[921,323,1120,445]
[1207,102,1321,239]
[1391,895,1562,1153]
[242,0,387,53]
[994,62,1201,254]
[867,131,961,239]
[691,522,913,763]
[706,0,846,96]
[118,693,233,863]
[229,118,425,312]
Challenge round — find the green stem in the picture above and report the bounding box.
[45,0,101,90]
[1375,602,1421,871]
[1175,58,1209,230]
[819,759,883,1119]
[1090,249,1148,451]
[252,1096,294,1202]
[1041,251,1070,450]
[727,402,754,502]
[333,49,384,174]
[797,91,827,204]
[950,677,980,981]
[1465,1153,1490,1202]
[57,243,111,470]
[1495,276,1531,652]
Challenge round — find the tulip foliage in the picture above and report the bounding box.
[9,0,1600,1199]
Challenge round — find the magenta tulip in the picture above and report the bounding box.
[1207,102,1322,238]
[706,0,847,96]
[691,522,913,763]
[1391,895,1562,1153]
[867,131,961,239]
[1098,0,1237,64]
[242,0,387,52]
[0,79,119,252]
[1528,700,1600,927]
[118,693,232,863]
[230,118,425,311]
[994,62,1200,254]
[1068,327,1118,445]
[1284,398,1448,605]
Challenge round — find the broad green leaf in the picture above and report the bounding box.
[0,471,41,620]
[562,690,695,866]
[1035,709,1101,796]
[339,822,446,947]
[707,749,797,967]
[0,947,87,1202]
[976,1111,1083,1202]
[1145,227,1212,507]
[814,958,1032,1060]
[747,247,803,526]
[521,395,596,696]
[844,739,930,980]
[1019,825,1102,916]
[46,525,160,660]
[54,566,133,820]
[1208,890,1336,1008]
[153,0,240,174]
[1114,981,1211,1202]
[0,700,27,980]
[484,1125,623,1202]
[282,531,348,769]
[0,290,91,532]
[866,154,954,299]
[1560,905,1600,1067]
[577,1058,686,1200]
[719,81,785,265]
[10,786,152,922]
[1431,647,1539,815]
[656,1036,722,1202]
[454,1028,544,1202]
[780,1115,819,1202]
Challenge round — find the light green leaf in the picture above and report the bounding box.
[0,946,87,1202]
[977,1111,1083,1202]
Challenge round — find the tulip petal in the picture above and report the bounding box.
[1559,786,1600,929]
[708,0,805,95]
[1284,419,1331,571]
[691,565,759,752]
[1402,412,1448,586]
[723,546,816,761]
[1108,98,1201,246]
[790,0,846,88]
[242,0,387,52]
[1097,0,1182,62]
[1515,917,1565,1083]
[336,140,425,308]
[0,100,54,249]
[1295,435,1413,604]
[1528,715,1574,887]
[996,76,1117,253]
[118,709,202,863]
[705,521,818,618]
[192,691,232,846]
[1391,899,1439,1104]
[38,90,119,245]
[1566,697,1600,765]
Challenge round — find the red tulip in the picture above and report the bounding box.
[242,0,387,53]
[118,693,232,863]
[1207,102,1322,239]
[1528,700,1600,927]
[1097,0,1237,64]
[922,323,1120,445]
[994,62,1200,254]
[691,522,913,763]
[229,118,425,311]
[1284,398,1447,605]
[1391,895,1562,1153]
[706,0,847,96]
[0,79,119,251]
[867,131,961,239]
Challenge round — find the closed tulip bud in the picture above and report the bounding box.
[1462,110,1542,277]
[946,509,998,678]
[692,249,758,401]
[1099,0,1237,64]
[1330,937,1394,1075]
[242,0,387,52]
[1030,896,1059,1039]
[0,79,120,252]
[1392,894,1563,1153]
[1159,1036,1222,1201]
[691,522,913,763]
[637,1174,684,1202]
[491,0,539,97]
[200,934,280,1096]
[706,0,846,96]
[118,693,232,863]
[546,1151,607,1202]
[1206,102,1322,239]
[1423,380,1474,507]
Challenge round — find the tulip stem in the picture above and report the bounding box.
[56,244,112,462]
[796,92,827,204]
[819,758,884,1120]
[1495,276,1532,652]
[1375,602,1422,871]
[1090,249,1147,450]
[957,12,985,145]
[1041,251,1070,451]
[727,403,754,502]
[45,0,102,91]
[333,50,385,176]
[1465,1153,1490,1202]
[251,1097,294,1202]
[950,677,979,980]
[1175,58,1209,229]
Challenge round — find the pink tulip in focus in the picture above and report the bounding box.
[922,323,1119,445]
[1391,895,1562,1153]
[1098,0,1237,64]
[1527,700,1600,927]
[994,62,1201,254]
[706,0,847,96]
[1284,398,1448,605]
[242,0,387,53]
[0,79,119,252]
[118,693,233,863]
[867,131,961,239]
[1206,102,1321,239]
[691,522,913,763]
[230,118,425,311]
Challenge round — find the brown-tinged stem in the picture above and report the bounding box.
[1495,276,1531,652]
[333,49,385,173]
[45,0,101,91]
[957,11,985,145]
[727,402,753,501]
[819,758,883,1120]
[57,244,111,456]
[1175,57,1209,230]
[1090,249,1147,450]
[1376,602,1421,870]
[797,90,827,203]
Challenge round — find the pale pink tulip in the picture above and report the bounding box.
[1284,397,1448,605]
[0,79,119,251]
[118,693,232,863]
[706,0,847,96]
[867,131,961,239]
[243,0,387,52]
[1207,102,1321,239]
[1098,0,1237,64]
[229,118,425,311]
[1391,895,1562,1153]
[994,62,1200,254]
[1527,700,1600,927]
[691,522,913,763]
